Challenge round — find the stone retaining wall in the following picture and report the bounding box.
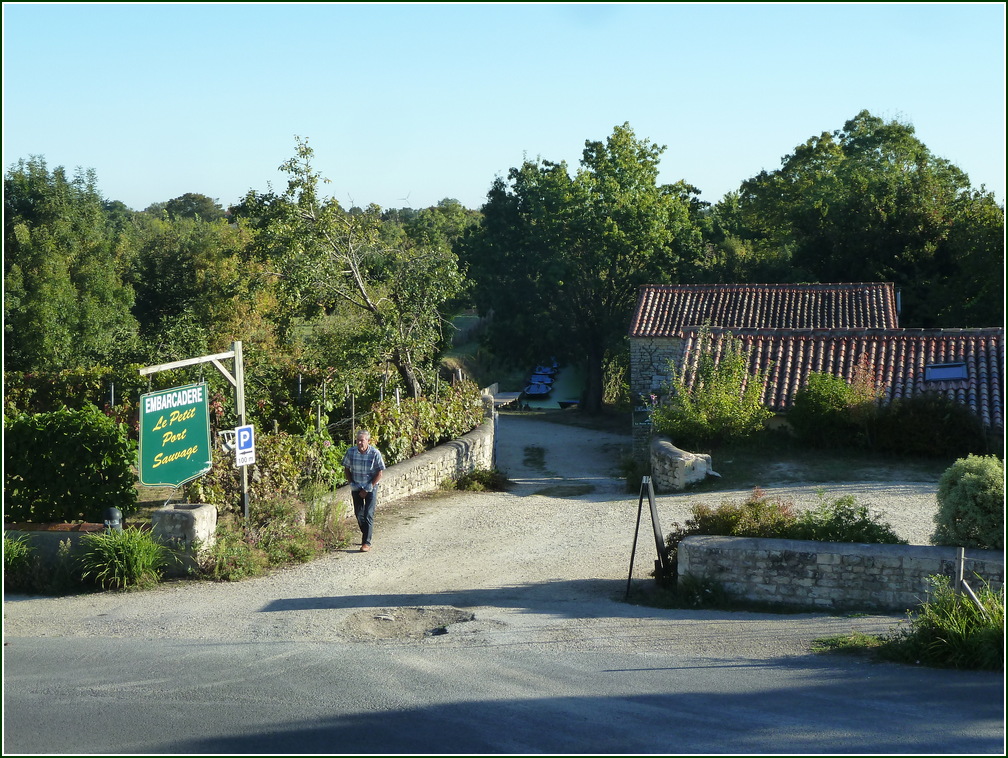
[678,535,1005,611]
[331,393,497,512]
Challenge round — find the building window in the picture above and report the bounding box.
[925,362,968,381]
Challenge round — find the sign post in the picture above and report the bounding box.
[139,341,251,518]
[235,424,256,467]
[138,383,212,487]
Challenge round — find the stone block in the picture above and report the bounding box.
[649,436,715,492]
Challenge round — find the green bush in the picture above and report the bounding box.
[366,380,486,465]
[788,371,880,449]
[880,575,1004,670]
[198,496,343,581]
[447,467,512,492]
[650,331,771,450]
[248,498,325,566]
[790,493,906,545]
[871,393,988,459]
[664,488,907,584]
[3,405,138,523]
[185,430,349,518]
[79,527,169,591]
[663,488,798,580]
[199,524,270,581]
[931,454,1004,550]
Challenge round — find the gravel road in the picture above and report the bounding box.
[3,412,945,653]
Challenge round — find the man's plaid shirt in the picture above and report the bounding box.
[342,445,386,492]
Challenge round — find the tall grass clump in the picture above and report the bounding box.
[79,527,169,591]
[3,532,37,592]
[199,495,346,582]
[880,575,1004,671]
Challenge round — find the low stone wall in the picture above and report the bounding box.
[332,393,496,511]
[650,436,715,492]
[4,523,104,565]
[678,535,1005,611]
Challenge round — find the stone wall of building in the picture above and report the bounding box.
[678,535,1005,611]
[630,336,685,453]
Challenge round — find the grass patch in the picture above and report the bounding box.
[808,576,1005,671]
[810,632,886,655]
[523,446,547,470]
[444,467,512,492]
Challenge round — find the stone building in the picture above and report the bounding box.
[628,282,1004,454]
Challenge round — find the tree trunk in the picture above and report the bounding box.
[391,350,422,399]
[581,343,605,413]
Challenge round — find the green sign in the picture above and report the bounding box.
[138,383,212,487]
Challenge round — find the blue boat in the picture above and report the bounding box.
[523,382,552,398]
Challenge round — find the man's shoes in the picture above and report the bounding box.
[360,544,371,552]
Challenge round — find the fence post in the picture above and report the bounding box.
[956,547,965,593]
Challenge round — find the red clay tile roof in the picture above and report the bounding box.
[677,327,1004,431]
[629,282,900,338]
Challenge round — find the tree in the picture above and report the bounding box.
[129,213,278,359]
[461,123,705,411]
[736,110,1003,327]
[242,138,465,398]
[162,192,227,222]
[4,157,139,371]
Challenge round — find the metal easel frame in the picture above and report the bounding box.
[625,475,670,600]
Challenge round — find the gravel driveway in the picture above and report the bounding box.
[3,412,944,653]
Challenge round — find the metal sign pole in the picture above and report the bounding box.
[233,341,249,520]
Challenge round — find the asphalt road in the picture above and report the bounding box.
[3,632,1004,754]
[3,413,1004,754]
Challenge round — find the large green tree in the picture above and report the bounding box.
[241,138,465,398]
[129,213,278,361]
[736,110,1004,326]
[162,192,227,222]
[4,157,139,371]
[462,123,705,411]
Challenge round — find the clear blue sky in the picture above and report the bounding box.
[3,2,1005,212]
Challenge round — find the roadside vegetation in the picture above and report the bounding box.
[4,113,1003,673]
[812,576,1004,672]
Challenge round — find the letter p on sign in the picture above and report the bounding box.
[235,424,255,467]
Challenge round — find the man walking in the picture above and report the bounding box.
[342,429,386,552]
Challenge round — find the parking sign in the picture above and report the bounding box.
[235,424,255,467]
